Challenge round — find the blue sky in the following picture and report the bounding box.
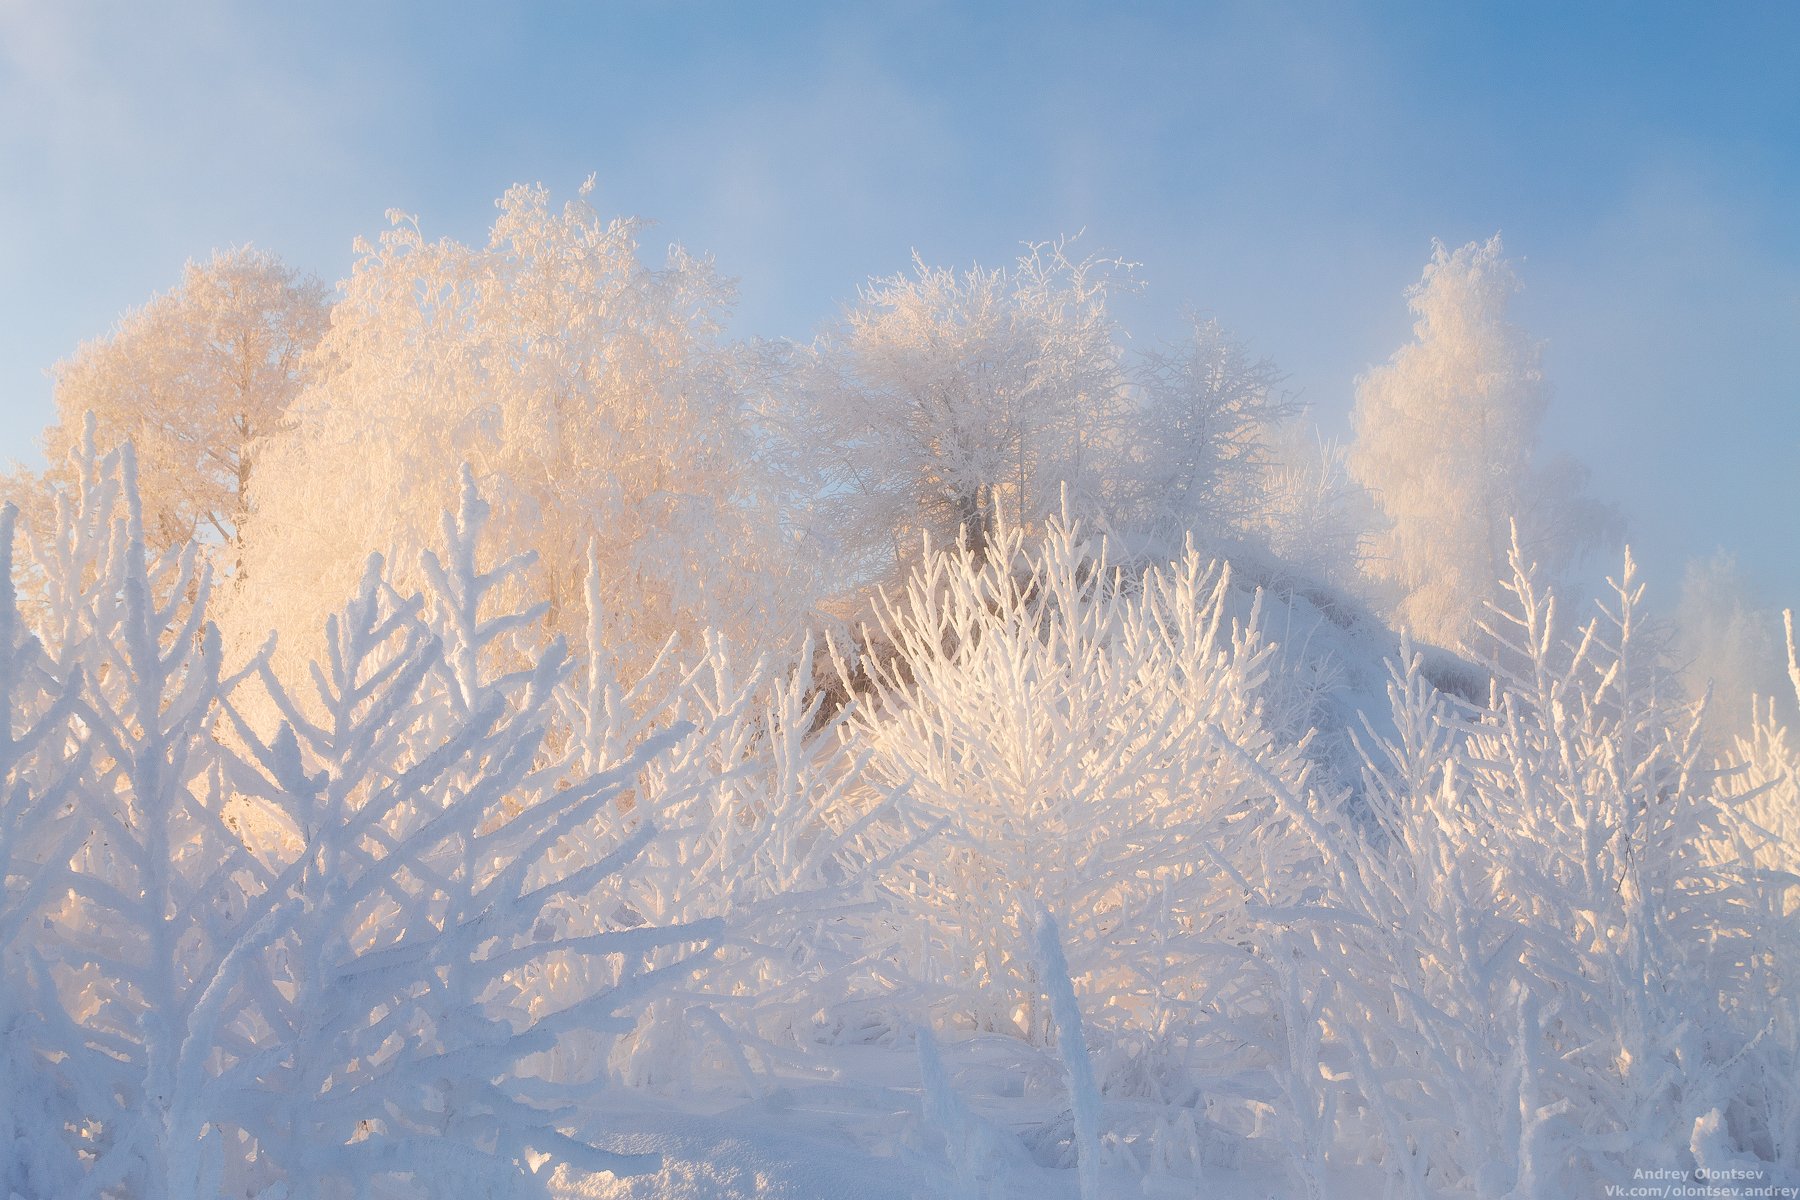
[2,1,1796,608]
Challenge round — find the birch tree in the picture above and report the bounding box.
[31,247,328,561]
[229,181,805,680]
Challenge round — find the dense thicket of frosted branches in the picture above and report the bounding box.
[0,443,899,1197]
[4,182,1794,1198]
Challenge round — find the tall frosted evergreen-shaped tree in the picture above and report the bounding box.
[20,248,329,561]
[1348,236,1616,646]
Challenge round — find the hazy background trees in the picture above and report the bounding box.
[1121,316,1296,555]
[800,243,1126,589]
[1676,549,1794,744]
[3,188,1660,688]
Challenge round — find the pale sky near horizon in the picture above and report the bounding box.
[2,1,1796,611]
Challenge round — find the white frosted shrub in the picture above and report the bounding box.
[583,623,930,1092]
[1275,536,1800,1197]
[5,421,1795,1200]
[0,495,92,1200]
[0,446,736,1197]
[855,517,1318,1113]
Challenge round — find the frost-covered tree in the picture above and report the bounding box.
[1123,317,1297,552]
[1265,542,1800,1195]
[583,629,929,1093]
[220,477,723,1198]
[0,499,90,1200]
[1348,236,1618,646]
[0,442,735,1196]
[803,244,1126,585]
[19,247,328,560]
[856,516,1314,1067]
[0,436,260,1199]
[230,180,805,683]
[1733,694,1800,887]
